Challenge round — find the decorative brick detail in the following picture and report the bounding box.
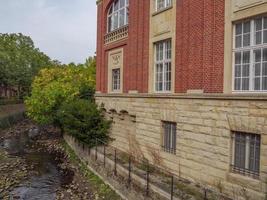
[104,26,129,44]
[175,0,225,93]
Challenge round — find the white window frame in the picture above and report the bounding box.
[154,40,172,92]
[155,0,172,12]
[112,68,121,91]
[233,16,267,93]
[107,0,129,33]
[231,132,261,178]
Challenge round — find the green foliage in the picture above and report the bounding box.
[57,99,111,147]
[0,33,55,98]
[0,112,25,129]
[25,66,95,125]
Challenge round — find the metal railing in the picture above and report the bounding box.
[74,137,232,200]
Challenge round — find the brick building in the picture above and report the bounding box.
[96,0,267,199]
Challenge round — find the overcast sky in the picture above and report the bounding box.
[0,0,97,64]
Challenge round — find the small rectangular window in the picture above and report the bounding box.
[162,121,176,154]
[231,132,260,178]
[112,68,120,91]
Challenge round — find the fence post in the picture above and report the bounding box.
[103,145,106,167]
[114,149,117,176]
[128,156,131,186]
[95,138,98,161]
[171,176,174,200]
[146,162,150,196]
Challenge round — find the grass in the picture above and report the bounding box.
[0,112,25,129]
[175,182,204,200]
[60,141,121,200]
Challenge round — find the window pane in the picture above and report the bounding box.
[255,18,262,31]
[263,77,267,90]
[254,49,261,63]
[254,77,261,90]
[162,122,176,154]
[108,16,112,32]
[243,34,250,47]
[264,30,267,44]
[249,135,261,173]
[242,78,249,90]
[236,23,242,35]
[235,78,241,90]
[119,9,125,27]
[242,64,250,77]
[113,12,119,29]
[234,133,246,169]
[243,21,251,33]
[256,31,262,45]
[263,63,267,76]
[255,63,261,76]
[235,36,242,48]
[264,17,267,29]
[243,51,250,64]
[114,0,119,11]
[119,0,125,8]
[263,48,267,61]
[235,65,241,77]
[235,52,241,64]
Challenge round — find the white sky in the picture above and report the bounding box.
[0,0,97,64]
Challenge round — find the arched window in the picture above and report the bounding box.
[107,0,129,33]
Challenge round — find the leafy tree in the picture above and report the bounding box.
[57,99,111,147]
[0,33,54,98]
[25,66,95,125]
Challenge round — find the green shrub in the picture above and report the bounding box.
[57,99,111,147]
[25,67,95,125]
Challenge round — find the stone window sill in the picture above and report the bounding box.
[227,172,261,191]
[152,6,173,16]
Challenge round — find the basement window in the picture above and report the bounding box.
[162,121,176,154]
[231,131,260,178]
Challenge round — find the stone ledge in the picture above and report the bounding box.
[95,93,267,101]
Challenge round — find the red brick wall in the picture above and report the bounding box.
[96,0,150,93]
[96,0,225,94]
[175,0,225,93]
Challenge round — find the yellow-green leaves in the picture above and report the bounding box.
[25,66,95,125]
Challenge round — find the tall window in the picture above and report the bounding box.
[107,0,129,33]
[112,69,120,91]
[155,0,172,12]
[234,16,267,91]
[162,121,176,154]
[155,40,172,92]
[231,132,260,178]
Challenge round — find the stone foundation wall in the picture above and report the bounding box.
[96,94,267,200]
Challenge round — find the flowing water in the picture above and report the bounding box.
[0,131,72,200]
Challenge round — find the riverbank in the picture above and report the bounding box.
[0,120,121,200]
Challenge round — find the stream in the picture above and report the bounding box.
[0,130,72,200]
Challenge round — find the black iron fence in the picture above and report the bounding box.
[74,137,232,200]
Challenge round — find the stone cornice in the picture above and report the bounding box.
[95,93,267,101]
